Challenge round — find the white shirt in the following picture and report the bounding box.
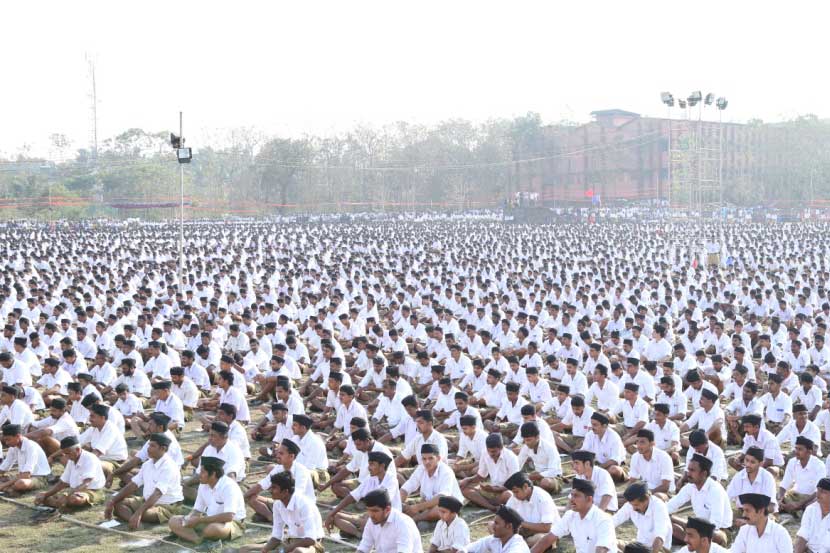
[199,441,246,481]
[60,449,106,489]
[612,496,672,549]
[506,485,560,525]
[629,448,676,493]
[30,411,79,441]
[136,430,185,466]
[582,428,626,465]
[644,419,680,451]
[575,466,618,511]
[351,470,402,510]
[666,478,732,529]
[430,516,470,551]
[550,505,616,553]
[401,430,449,465]
[797,502,830,553]
[132,453,184,504]
[270,492,324,541]
[780,455,826,494]
[193,475,246,521]
[465,533,530,553]
[0,436,50,476]
[357,508,423,553]
[730,519,793,553]
[294,430,329,471]
[726,468,779,512]
[401,461,463,502]
[155,394,185,428]
[517,438,562,478]
[477,448,521,487]
[79,420,128,461]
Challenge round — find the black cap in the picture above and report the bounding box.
[438,495,463,513]
[571,450,595,462]
[281,438,301,455]
[686,517,715,538]
[494,505,523,531]
[591,412,609,425]
[149,433,172,448]
[293,414,313,428]
[60,436,79,449]
[691,453,713,473]
[739,493,771,509]
[200,456,225,471]
[623,481,648,502]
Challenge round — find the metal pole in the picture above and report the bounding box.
[666,104,672,208]
[179,111,184,288]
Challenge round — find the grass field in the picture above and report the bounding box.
[0,410,806,552]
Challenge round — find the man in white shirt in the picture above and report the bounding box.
[516,421,563,494]
[466,505,530,553]
[429,495,470,553]
[104,433,183,529]
[35,436,106,510]
[530,478,616,553]
[612,482,672,553]
[25,396,79,458]
[674,517,730,553]
[667,454,731,546]
[400,443,463,523]
[239,470,325,553]
[324,451,401,539]
[79,403,128,481]
[731,493,793,553]
[504,471,559,550]
[778,436,825,516]
[460,433,519,511]
[726,447,779,524]
[0,423,51,494]
[169,456,246,543]
[357,489,423,553]
[627,429,675,495]
[794,477,830,553]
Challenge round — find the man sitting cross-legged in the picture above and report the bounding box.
[168,456,246,544]
[35,436,106,511]
[0,423,51,496]
[104,433,184,530]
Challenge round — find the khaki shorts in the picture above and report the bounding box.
[70,488,105,506]
[29,476,49,490]
[100,460,124,474]
[480,488,505,502]
[285,538,324,553]
[309,468,329,487]
[783,490,812,506]
[120,496,183,523]
[227,519,246,540]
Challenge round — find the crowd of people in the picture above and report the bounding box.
[0,219,827,553]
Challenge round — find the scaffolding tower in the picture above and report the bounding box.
[669,116,722,216]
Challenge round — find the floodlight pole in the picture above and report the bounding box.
[179,111,184,288]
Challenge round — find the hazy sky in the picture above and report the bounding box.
[2,0,828,158]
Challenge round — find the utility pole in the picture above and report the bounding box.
[179,111,184,286]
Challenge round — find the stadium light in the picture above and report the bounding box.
[716,97,728,110]
[660,92,675,107]
[687,91,702,107]
[678,99,687,109]
[704,93,715,106]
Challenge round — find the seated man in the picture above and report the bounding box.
[0,423,51,495]
[679,388,725,449]
[79,403,128,482]
[357,489,422,553]
[239,471,325,553]
[516,421,563,494]
[794,477,830,553]
[612,482,672,553]
[452,415,487,479]
[666,454,732,546]
[400,443,464,524]
[245,438,315,523]
[467,505,529,553]
[461,433,519,512]
[429,495,470,553]
[504,471,560,550]
[571,450,618,512]
[726,446,778,527]
[777,436,825,516]
[627,429,675,498]
[183,421,246,502]
[674,517,729,553]
[168,456,246,544]
[35,436,106,511]
[25,396,79,460]
[325,451,401,539]
[530,479,616,553]
[727,414,784,477]
[582,412,627,482]
[104,433,183,529]
[730,493,791,553]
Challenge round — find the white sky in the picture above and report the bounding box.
[2,0,828,158]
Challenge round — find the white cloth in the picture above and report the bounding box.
[132,453,184,504]
[193,474,246,521]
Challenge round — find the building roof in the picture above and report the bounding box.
[590,109,641,118]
